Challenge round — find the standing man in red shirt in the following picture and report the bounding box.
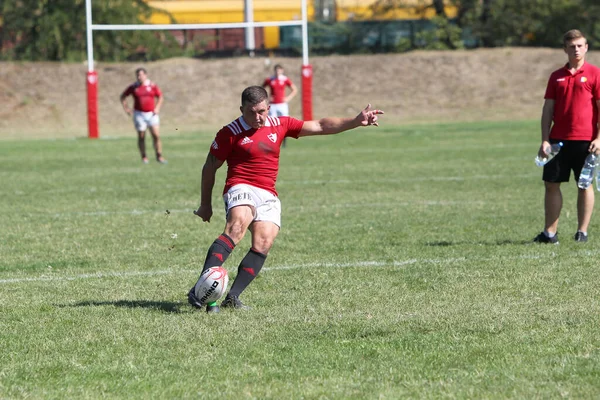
[262,64,298,147]
[188,86,383,313]
[535,29,600,244]
[120,68,167,164]
[262,64,298,118]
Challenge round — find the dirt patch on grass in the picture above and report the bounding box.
[0,47,592,139]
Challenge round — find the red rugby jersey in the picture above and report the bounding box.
[121,80,162,112]
[210,115,304,196]
[544,62,600,141]
[263,75,293,104]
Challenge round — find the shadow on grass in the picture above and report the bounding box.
[57,300,184,313]
[426,239,532,246]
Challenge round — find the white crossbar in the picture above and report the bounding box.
[91,21,303,31]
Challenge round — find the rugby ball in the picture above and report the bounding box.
[194,266,229,304]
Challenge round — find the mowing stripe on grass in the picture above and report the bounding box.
[0,252,581,285]
[48,200,488,218]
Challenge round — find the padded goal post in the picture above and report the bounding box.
[85,0,312,139]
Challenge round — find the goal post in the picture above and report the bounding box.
[85,0,312,139]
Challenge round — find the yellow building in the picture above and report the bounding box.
[334,0,457,21]
[147,0,314,48]
[146,0,458,49]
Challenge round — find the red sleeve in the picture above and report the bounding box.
[153,84,162,97]
[263,78,270,87]
[285,77,293,87]
[121,84,134,98]
[209,126,233,161]
[544,74,556,100]
[283,117,304,139]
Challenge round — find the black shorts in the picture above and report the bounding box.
[543,140,591,183]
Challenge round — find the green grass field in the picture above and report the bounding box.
[2,120,600,399]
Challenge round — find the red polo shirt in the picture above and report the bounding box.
[544,62,600,141]
[263,75,294,104]
[121,80,162,112]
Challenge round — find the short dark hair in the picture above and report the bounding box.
[274,64,283,70]
[563,29,586,46]
[135,67,147,74]
[241,86,269,106]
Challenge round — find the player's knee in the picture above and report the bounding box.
[224,222,248,243]
[251,236,274,254]
[544,182,561,192]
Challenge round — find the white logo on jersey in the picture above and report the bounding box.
[211,141,218,150]
[557,78,566,82]
[241,136,253,145]
[268,133,277,143]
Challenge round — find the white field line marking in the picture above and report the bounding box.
[0,252,580,285]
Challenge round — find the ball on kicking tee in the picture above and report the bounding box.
[194,266,229,304]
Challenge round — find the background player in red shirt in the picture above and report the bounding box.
[535,29,600,244]
[188,86,383,313]
[120,68,167,164]
[262,64,298,118]
[262,64,298,147]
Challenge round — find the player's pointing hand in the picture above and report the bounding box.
[358,104,384,127]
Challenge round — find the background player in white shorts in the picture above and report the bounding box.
[188,85,384,313]
[120,68,167,164]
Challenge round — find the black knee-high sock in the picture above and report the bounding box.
[227,248,267,297]
[201,233,236,273]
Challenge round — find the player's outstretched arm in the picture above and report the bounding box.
[298,104,384,137]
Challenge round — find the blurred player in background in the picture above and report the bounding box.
[262,64,298,146]
[534,29,600,244]
[188,85,384,313]
[120,68,167,164]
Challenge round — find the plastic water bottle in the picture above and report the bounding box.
[578,153,598,189]
[535,142,563,166]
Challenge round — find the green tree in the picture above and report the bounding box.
[453,0,600,47]
[0,0,180,61]
[369,0,465,49]
[367,0,600,49]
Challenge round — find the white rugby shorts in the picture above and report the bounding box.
[133,110,159,131]
[268,103,289,117]
[223,184,282,227]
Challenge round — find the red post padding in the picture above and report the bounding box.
[87,71,99,139]
[301,64,313,121]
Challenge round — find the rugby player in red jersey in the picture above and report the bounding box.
[262,64,297,118]
[262,64,298,148]
[120,68,167,164]
[534,29,600,244]
[188,85,384,313]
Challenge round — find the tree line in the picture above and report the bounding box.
[368,0,600,50]
[0,0,180,61]
[1,0,600,61]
